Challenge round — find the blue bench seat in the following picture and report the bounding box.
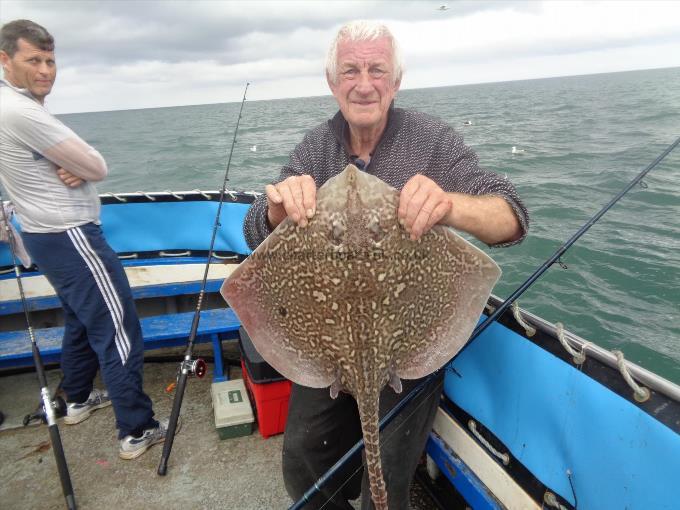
[0,261,227,316]
[0,307,241,382]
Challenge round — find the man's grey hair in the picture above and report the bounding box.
[0,19,54,57]
[325,20,403,85]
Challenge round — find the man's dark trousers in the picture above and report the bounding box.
[282,372,444,510]
[22,222,156,438]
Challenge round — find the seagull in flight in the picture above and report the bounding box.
[437,4,449,11]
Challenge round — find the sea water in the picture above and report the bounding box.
[58,67,680,384]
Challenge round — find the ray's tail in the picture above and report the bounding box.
[357,395,389,510]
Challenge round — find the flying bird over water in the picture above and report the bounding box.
[437,4,449,11]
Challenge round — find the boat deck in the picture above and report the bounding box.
[0,343,441,510]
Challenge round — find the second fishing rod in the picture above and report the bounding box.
[157,82,250,476]
[0,195,77,510]
[289,137,680,510]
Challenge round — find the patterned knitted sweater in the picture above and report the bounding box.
[244,107,529,249]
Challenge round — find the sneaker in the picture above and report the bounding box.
[64,389,112,425]
[119,417,181,460]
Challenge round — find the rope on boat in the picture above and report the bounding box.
[210,253,239,260]
[159,250,192,257]
[136,191,156,201]
[468,420,510,466]
[511,301,536,337]
[612,350,651,402]
[556,322,587,365]
[114,250,240,260]
[163,190,184,200]
[191,189,213,199]
[543,490,569,510]
[97,188,261,203]
[102,191,127,202]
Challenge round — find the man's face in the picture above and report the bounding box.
[0,38,56,103]
[328,37,400,133]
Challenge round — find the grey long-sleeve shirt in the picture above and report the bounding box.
[0,80,107,233]
[244,107,528,250]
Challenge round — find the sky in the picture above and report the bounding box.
[1,0,679,114]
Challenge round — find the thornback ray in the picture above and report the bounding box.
[221,164,501,510]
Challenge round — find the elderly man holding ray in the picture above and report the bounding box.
[236,20,528,510]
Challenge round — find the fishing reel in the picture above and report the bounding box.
[182,357,207,379]
[23,396,67,426]
[166,357,207,394]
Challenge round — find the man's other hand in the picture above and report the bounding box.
[265,174,317,229]
[57,168,85,188]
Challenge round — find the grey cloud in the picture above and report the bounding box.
[6,0,674,114]
[3,0,531,67]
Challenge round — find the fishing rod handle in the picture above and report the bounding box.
[157,370,188,476]
[13,319,76,508]
[31,341,51,387]
[184,298,204,356]
[48,424,77,509]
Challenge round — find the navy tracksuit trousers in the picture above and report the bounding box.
[22,223,156,438]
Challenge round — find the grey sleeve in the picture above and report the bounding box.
[435,126,529,247]
[6,102,107,181]
[243,137,314,250]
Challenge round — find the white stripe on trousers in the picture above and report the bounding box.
[67,227,131,364]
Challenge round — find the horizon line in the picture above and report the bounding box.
[56,64,679,116]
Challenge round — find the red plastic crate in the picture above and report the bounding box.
[241,360,292,438]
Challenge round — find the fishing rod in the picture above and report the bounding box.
[0,194,77,510]
[290,136,680,509]
[158,82,250,476]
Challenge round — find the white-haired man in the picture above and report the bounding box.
[244,20,529,509]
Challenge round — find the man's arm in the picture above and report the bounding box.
[7,101,108,183]
[398,174,522,244]
[397,122,528,246]
[42,138,107,182]
[445,192,522,244]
